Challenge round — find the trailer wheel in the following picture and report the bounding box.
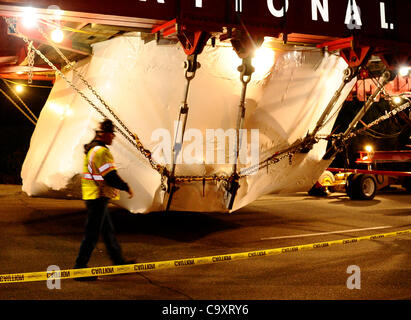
[320,170,336,193]
[348,174,377,200]
[345,174,358,199]
[308,170,335,196]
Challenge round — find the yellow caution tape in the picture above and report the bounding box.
[1,229,410,284]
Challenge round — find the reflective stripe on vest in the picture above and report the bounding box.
[81,145,120,200]
[82,173,104,181]
[98,163,115,175]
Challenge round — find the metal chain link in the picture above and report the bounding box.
[174,174,230,183]
[238,141,307,178]
[36,41,169,190]
[6,17,348,189]
[35,26,163,170]
[37,27,141,143]
[27,41,35,84]
[325,99,411,146]
[4,17,15,30]
[2,18,169,190]
[38,25,256,189]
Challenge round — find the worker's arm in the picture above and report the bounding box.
[104,170,130,192]
[95,147,134,198]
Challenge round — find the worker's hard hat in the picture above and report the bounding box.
[96,119,115,133]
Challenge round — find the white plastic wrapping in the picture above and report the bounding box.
[21,34,355,213]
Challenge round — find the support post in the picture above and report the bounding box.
[159,23,210,211]
[226,32,263,210]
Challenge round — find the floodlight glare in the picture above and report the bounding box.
[22,7,37,29]
[252,46,275,77]
[399,66,410,77]
[51,29,64,43]
[15,85,24,93]
[392,96,402,105]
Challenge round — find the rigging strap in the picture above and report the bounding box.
[226,55,255,210]
[164,54,200,211]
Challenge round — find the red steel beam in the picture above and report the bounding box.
[0,65,56,73]
[357,151,411,162]
[0,73,54,81]
[151,18,176,35]
[0,0,410,47]
[317,37,354,52]
[328,167,411,178]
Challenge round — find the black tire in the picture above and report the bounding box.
[345,174,358,199]
[351,174,377,200]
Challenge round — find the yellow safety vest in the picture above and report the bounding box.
[81,145,120,200]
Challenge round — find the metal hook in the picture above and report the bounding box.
[238,56,255,84]
[184,54,201,81]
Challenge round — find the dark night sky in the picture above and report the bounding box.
[0,79,51,184]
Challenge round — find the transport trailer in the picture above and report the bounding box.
[310,150,411,200]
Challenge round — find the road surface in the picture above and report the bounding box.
[0,184,410,302]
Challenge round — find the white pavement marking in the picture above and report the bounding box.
[260,226,392,241]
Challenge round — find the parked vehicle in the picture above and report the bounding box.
[310,148,411,200]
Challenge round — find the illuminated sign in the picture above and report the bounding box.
[0,0,409,43]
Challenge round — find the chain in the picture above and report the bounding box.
[3,19,169,190]
[166,137,309,183]
[36,26,154,153]
[174,174,230,183]
[27,41,35,84]
[232,56,253,176]
[168,55,199,183]
[330,100,411,143]
[4,17,17,33]
[5,17,339,191]
[226,86,409,184]
[238,140,307,178]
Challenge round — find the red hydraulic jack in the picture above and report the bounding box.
[152,20,211,211]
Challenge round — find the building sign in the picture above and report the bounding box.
[0,0,409,43]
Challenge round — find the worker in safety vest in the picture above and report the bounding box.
[74,119,134,281]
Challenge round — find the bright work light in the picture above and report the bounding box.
[51,29,64,43]
[392,96,402,105]
[399,66,410,77]
[15,85,24,93]
[22,7,37,29]
[252,46,275,77]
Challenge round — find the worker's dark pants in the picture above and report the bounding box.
[75,197,124,268]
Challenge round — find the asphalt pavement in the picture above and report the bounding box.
[0,184,410,303]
